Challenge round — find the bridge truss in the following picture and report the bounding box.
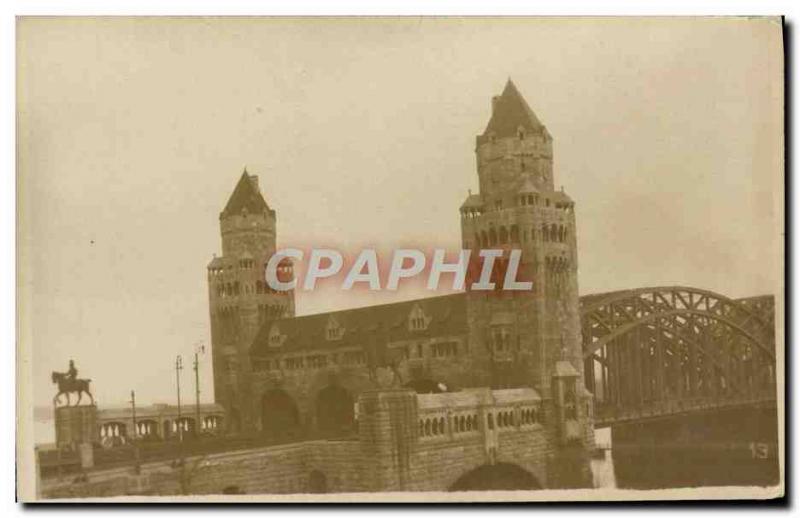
[580,287,777,427]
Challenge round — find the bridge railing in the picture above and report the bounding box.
[416,400,544,442]
[38,428,358,480]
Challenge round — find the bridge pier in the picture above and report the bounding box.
[609,404,779,489]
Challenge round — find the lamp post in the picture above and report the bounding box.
[176,355,183,442]
[129,390,141,472]
[129,390,137,441]
[193,345,204,437]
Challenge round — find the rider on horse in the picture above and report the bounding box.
[52,360,93,406]
[66,360,77,382]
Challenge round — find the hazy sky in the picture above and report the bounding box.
[18,17,783,408]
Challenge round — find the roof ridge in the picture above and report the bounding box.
[286,292,467,322]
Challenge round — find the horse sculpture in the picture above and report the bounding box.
[51,371,94,406]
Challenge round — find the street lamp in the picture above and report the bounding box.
[193,344,205,437]
[175,355,183,442]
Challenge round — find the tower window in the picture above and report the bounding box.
[492,328,511,354]
[408,305,429,331]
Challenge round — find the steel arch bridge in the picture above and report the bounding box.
[579,287,777,427]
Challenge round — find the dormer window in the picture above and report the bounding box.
[408,305,430,332]
[268,324,285,348]
[326,316,344,341]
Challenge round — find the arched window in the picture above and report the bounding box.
[489,228,498,246]
[510,225,519,243]
[316,385,354,434]
[261,389,300,437]
[499,227,509,245]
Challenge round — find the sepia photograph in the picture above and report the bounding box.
[15,16,784,502]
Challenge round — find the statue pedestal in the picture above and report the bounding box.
[54,405,98,448]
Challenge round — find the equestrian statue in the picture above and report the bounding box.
[51,360,94,406]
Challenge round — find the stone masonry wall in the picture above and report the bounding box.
[40,387,590,498]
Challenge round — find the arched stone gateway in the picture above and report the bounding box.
[449,463,542,491]
[261,389,299,436]
[316,385,354,434]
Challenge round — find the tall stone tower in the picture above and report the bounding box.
[460,80,583,396]
[207,170,295,432]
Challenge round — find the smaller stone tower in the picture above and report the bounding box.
[207,170,295,432]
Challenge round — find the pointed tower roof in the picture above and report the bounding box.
[482,79,545,139]
[221,170,271,217]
